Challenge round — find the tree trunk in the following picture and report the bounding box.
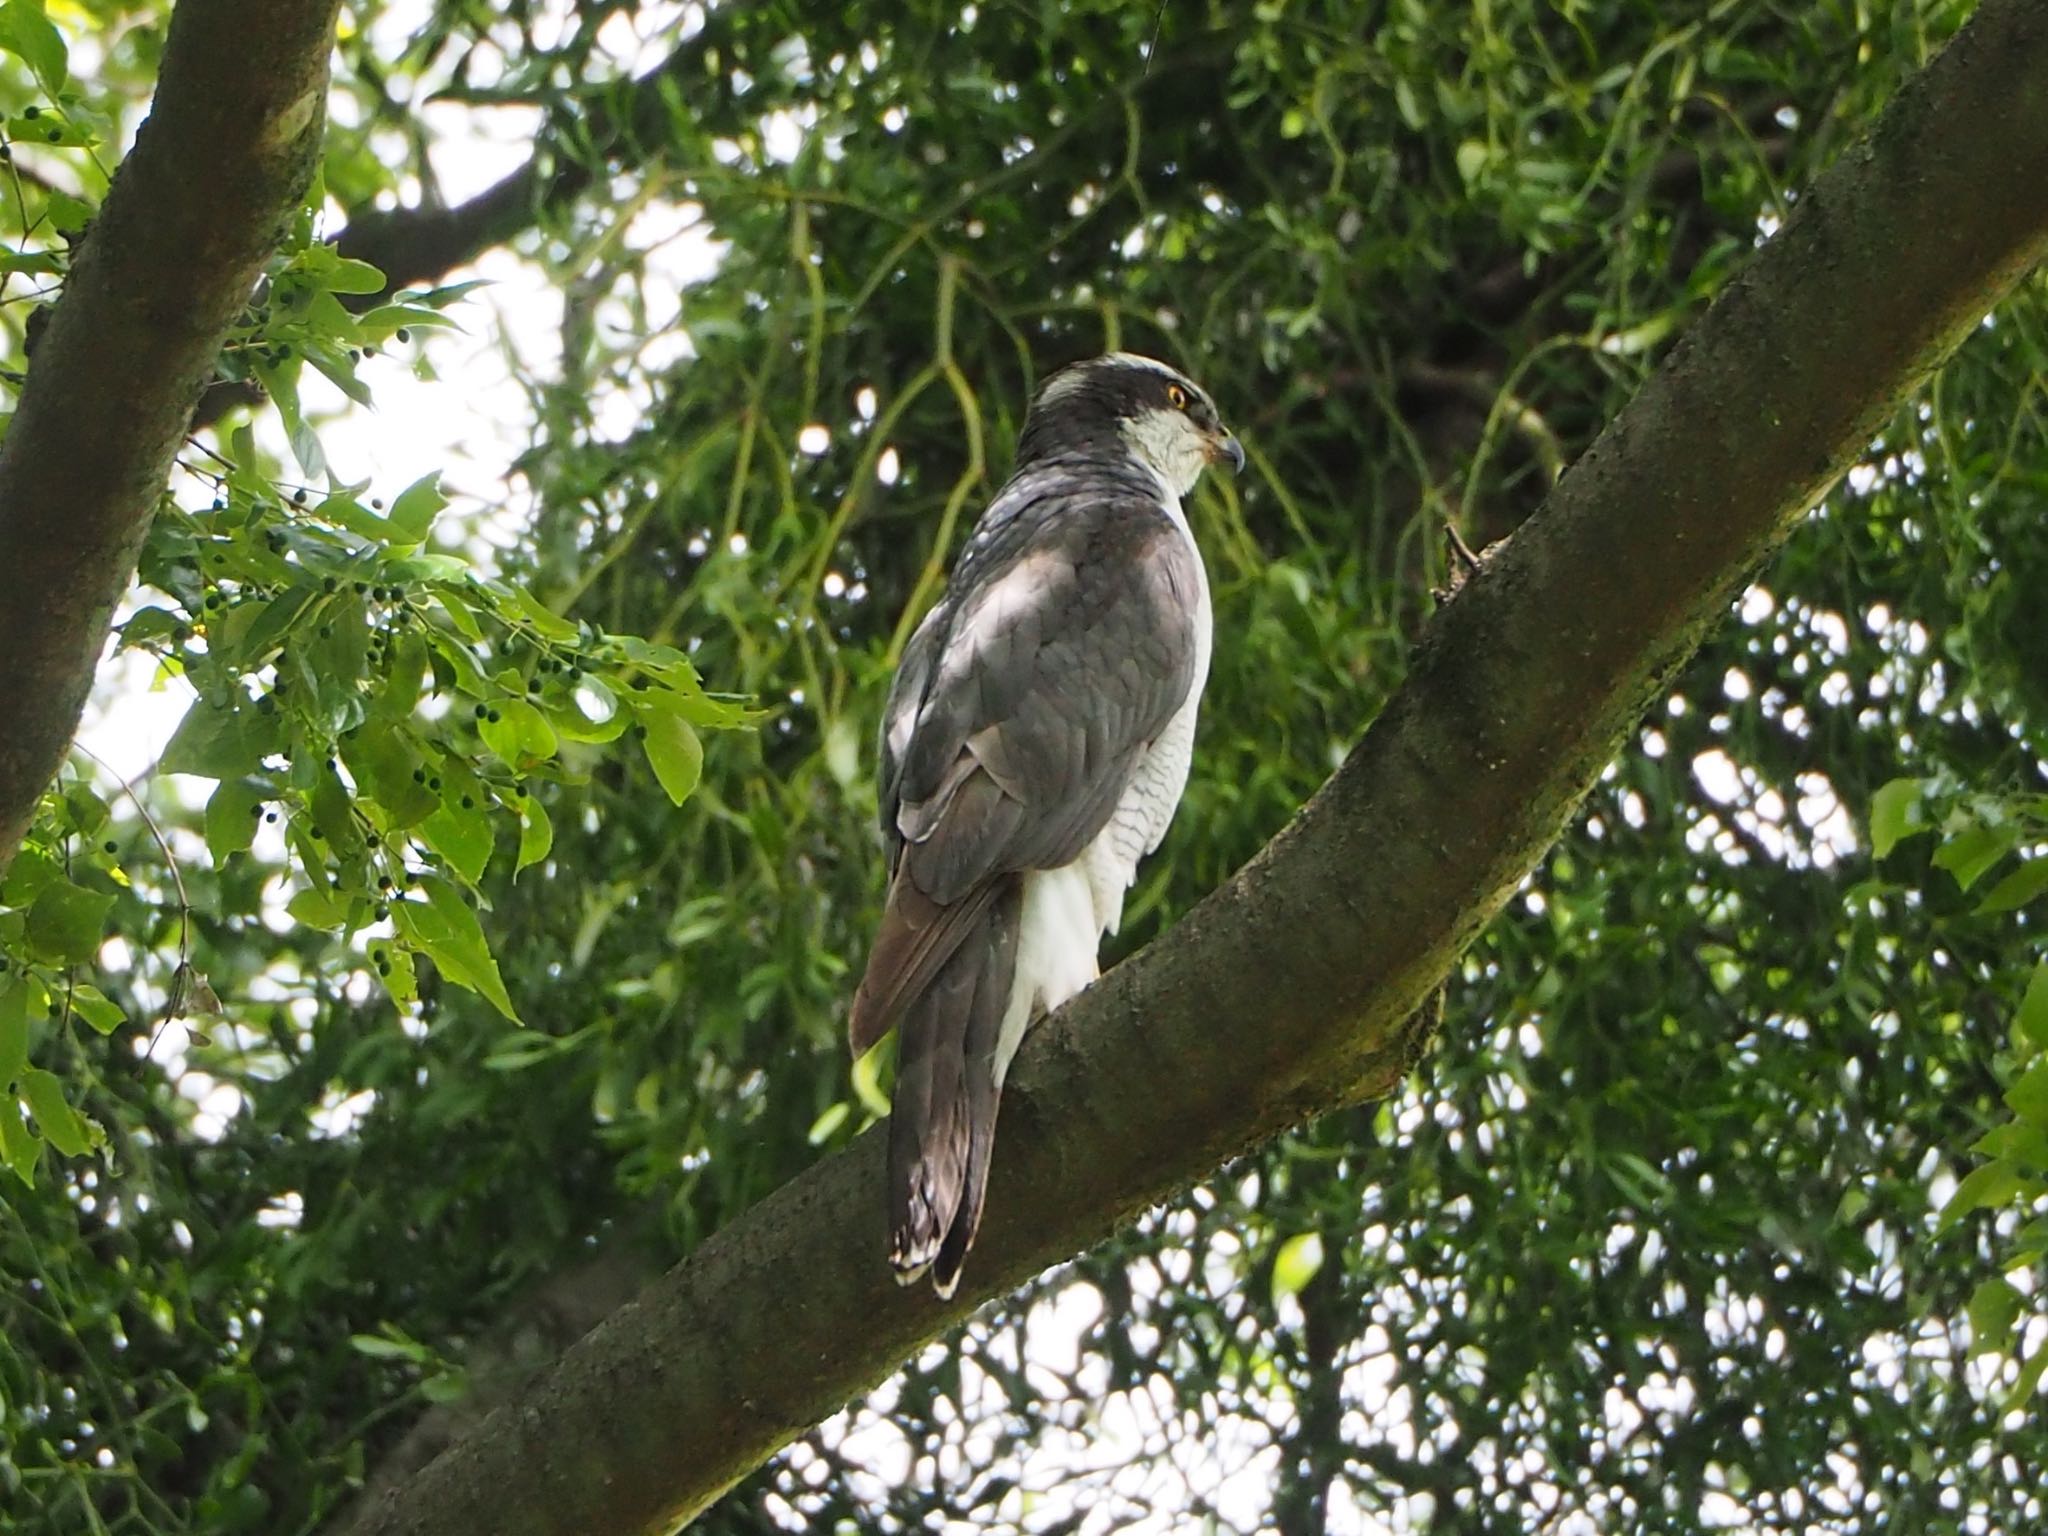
[0,0,340,871]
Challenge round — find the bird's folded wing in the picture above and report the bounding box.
[851,488,1202,1050]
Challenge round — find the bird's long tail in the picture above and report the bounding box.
[888,875,1022,1297]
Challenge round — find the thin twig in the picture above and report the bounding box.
[1142,0,1170,77]
[67,741,192,1055]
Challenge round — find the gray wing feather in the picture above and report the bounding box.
[852,468,1200,1058]
[890,479,1201,906]
[877,601,948,871]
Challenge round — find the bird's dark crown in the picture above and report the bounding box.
[1016,352,1224,464]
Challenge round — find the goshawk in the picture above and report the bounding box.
[850,352,1242,1296]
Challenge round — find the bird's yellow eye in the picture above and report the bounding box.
[1166,384,1188,410]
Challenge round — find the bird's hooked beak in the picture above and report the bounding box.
[1209,431,1245,475]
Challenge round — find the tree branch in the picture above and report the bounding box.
[332,24,731,295]
[182,23,731,435]
[0,0,341,872]
[339,3,2048,1532]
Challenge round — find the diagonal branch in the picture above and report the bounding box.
[0,0,342,872]
[182,22,732,434]
[331,23,733,295]
[340,3,2048,1532]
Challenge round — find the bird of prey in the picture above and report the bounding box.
[849,352,1242,1297]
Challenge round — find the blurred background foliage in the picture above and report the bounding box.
[2,0,2046,1531]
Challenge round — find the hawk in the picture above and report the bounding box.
[849,352,1242,1296]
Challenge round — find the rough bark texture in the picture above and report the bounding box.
[0,0,341,872]
[340,4,2048,1534]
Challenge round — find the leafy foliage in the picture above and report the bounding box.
[1,0,2046,1533]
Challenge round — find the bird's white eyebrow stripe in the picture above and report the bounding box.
[1035,369,1091,405]
[1101,351,1179,375]
[1035,352,1191,405]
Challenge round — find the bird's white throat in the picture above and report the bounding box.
[1119,406,1212,499]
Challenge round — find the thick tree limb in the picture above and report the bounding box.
[340,4,2048,1532]
[0,0,341,872]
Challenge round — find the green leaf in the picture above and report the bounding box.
[0,979,28,1085]
[386,473,448,545]
[0,1,68,91]
[118,604,184,648]
[0,845,57,904]
[1939,1159,2032,1233]
[1970,1120,2048,1167]
[310,770,368,864]
[68,983,125,1036]
[26,880,114,964]
[2020,964,2048,1053]
[405,280,489,309]
[1868,778,1925,859]
[161,697,287,780]
[2006,1059,2048,1130]
[807,1101,851,1145]
[515,796,553,876]
[1976,857,2048,915]
[0,247,62,276]
[394,876,518,1021]
[418,759,493,886]
[20,1068,93,1157]
[1271,1231,1325,1303]
[305,343,374,406]
[318,494,392,543]
[348,1330,431,1363]
[205,778,269,863]
[482,699,557,766]
[343,721,438,829]
[0,1097,38,1185]
[1968,1276,2023,1355]
[421,1370,470,1404]
[324,257,389,295]
[498,582,580,643]
[1933,821,2015,893]
[851,1035,892,1116]
[639,707,704,806]
[234,585,320,674]
[373,633,432,722]
[371,942,418,1008]
[287,884,349,929]
[549,676,629,743]
[357,303,462,340]
[62,784,109,836]
[303,594,371,726]
[426,629,488,696]
[2002,1345,2048,1416]
[430,587,486,644]
[257,357,326,479]
[42,187,92,230]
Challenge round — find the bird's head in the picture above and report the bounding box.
[1018,352,1244,498]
